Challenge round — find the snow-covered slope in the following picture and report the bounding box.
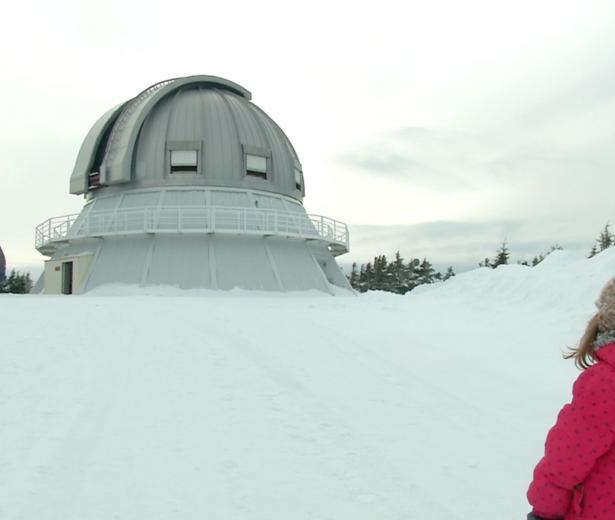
[2,249,614,520]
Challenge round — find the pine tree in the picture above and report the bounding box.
[519,245,563,267]
[1,270,32,294]
[442,266,455,280]
[416,258,435,285]
[350,254,448,294]
[357,264,368,292]
[364,262,373,291]
[373,255,388,290]
[598,224,614,252]
[531,254,544,266]
[492,241,510,268]
[348,263,359,290]
[390,251,404,293]
[479,257,492,268]
[589,223,614,257]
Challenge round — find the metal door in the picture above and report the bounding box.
[61,261,73,295]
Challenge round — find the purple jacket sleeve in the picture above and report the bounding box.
[527,365,615,519]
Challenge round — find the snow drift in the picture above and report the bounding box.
[1,249,614,519]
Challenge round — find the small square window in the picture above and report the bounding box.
[294,168,302,190]
[246,154,268,179]
[170,150,198,174]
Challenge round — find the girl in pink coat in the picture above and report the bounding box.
[527,277,615,520]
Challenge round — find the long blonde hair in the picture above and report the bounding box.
[564,314,600,369]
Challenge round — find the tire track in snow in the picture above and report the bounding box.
[298,317,531,517]
[14,341,131,520]
[199,322,466,520]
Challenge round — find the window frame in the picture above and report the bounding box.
[166,140,203,176]
[293,162,303,192]
[242,144,271,181]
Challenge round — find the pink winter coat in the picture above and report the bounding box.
[528,342,615,520]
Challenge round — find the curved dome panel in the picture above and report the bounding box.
[69,102,127,194]
[70,75,304,201]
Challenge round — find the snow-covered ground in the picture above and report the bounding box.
[2,249,614,520]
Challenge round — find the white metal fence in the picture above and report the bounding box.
[35,206,349,254]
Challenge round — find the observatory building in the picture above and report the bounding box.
[34,75,351,294]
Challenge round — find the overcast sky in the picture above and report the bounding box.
[2,0,615,276]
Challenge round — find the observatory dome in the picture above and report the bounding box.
[70,76,304,200]
[35,75,350,295]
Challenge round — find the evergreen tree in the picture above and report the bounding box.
[533,245,563,266]
[480,241,510,269]
[348,254,442,294]
[349,263,359,290]
[479,257,492,268]
[520,245,564,266]
[390,251,405,293]
[0,270,32,294]
[589,223,614,257]
[599,223,614,251]
[405,258,420,291]
[492,241,510,268]
[442,266,455,281]
[373,255,388,290]
[531,254,544,266]
[357,264,368,292]
[348,254,452,294]
[364,262,373,291]
[416,258,435,285]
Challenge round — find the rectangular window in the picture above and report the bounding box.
[294,168,302,190]
[170,150,198,174]
[246,154,268,179]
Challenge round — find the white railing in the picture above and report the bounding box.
[35,205,349,254]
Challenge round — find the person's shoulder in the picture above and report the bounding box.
[573,360,615,396]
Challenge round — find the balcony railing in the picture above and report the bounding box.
[35,205,349,256]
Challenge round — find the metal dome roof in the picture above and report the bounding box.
[69,75,304,201]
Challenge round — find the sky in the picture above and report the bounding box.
[2,0,615,276]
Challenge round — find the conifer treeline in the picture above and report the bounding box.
[588,223,615,258]
[349,223,615,295]
[348,252,455,294]
[0,270,33,294]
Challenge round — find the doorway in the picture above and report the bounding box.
[61,261,73,294]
